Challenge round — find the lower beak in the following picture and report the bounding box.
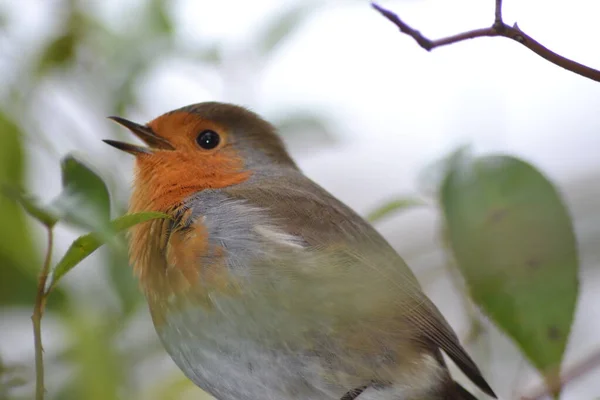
[104,116,174,155]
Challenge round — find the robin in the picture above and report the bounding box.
[104,102,496,400]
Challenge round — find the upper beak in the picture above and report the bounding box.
[104,116,174,155]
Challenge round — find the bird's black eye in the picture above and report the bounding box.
[196,130,220,150]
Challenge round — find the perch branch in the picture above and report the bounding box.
[371,2,600,83]
[32,226,53,400]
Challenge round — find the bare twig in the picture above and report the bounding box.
[371,2,600,83]
[32,227,53,400]
[521,348,600,400]
[494,0,503,29]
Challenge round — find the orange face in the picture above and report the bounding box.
[106,111,251,213]
[105,110,251,307]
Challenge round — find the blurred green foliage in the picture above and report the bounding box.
[0,114,67,309]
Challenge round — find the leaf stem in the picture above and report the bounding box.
[32,226,53,400]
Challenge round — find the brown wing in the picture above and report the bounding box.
[225,171,495,398]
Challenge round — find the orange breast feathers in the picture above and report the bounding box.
[128,209,239,325]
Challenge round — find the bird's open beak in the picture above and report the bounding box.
[104,116,174,155]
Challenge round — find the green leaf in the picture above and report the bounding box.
[50,154,111,232]
[367,197,427,223]
[0,113,66,309]
[441,155,578,391]
[48,212,169,292]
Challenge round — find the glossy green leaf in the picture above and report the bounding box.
[441,155,578,390]
[0,113,66,309]
[48,212,169,292]
[367,197,427,223]
[50,154,111,232]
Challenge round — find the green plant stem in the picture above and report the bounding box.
[32,226,53,400]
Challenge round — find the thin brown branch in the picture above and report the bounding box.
[494,0,503,28]
[521,348,600,400]
[32,227,53,400]
[371,2,600,83]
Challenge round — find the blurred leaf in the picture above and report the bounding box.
[367,197,427,223]
[275,113,330,137]
[197,44,222,65]
[257,3,314,55]
[0,355,27,398]
[48,212,170,292]
[149,373,209,400]
[0,113,66,309]
[36,5,85,75]
[418,145,471,197]
[3,188,57,228]
[0,12,7,32]
[149,0,174,35]
[37,33,77,74]
[441,155,578,390]
[67,314,123,400]
[50,154,111,232]
[106,247,142,317]
[274,112,337,154]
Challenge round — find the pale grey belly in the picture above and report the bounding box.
[156,306,345,400]
[154,299,436,400]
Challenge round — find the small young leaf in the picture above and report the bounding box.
[367,197,427,223]
[47,212,169,292]
[50,154,111,232]
[441,155,578,392]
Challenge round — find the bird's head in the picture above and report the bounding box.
[105,102,297,212]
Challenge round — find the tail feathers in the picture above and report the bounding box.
[449,381,479,400]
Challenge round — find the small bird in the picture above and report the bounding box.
[105,102,496,400]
